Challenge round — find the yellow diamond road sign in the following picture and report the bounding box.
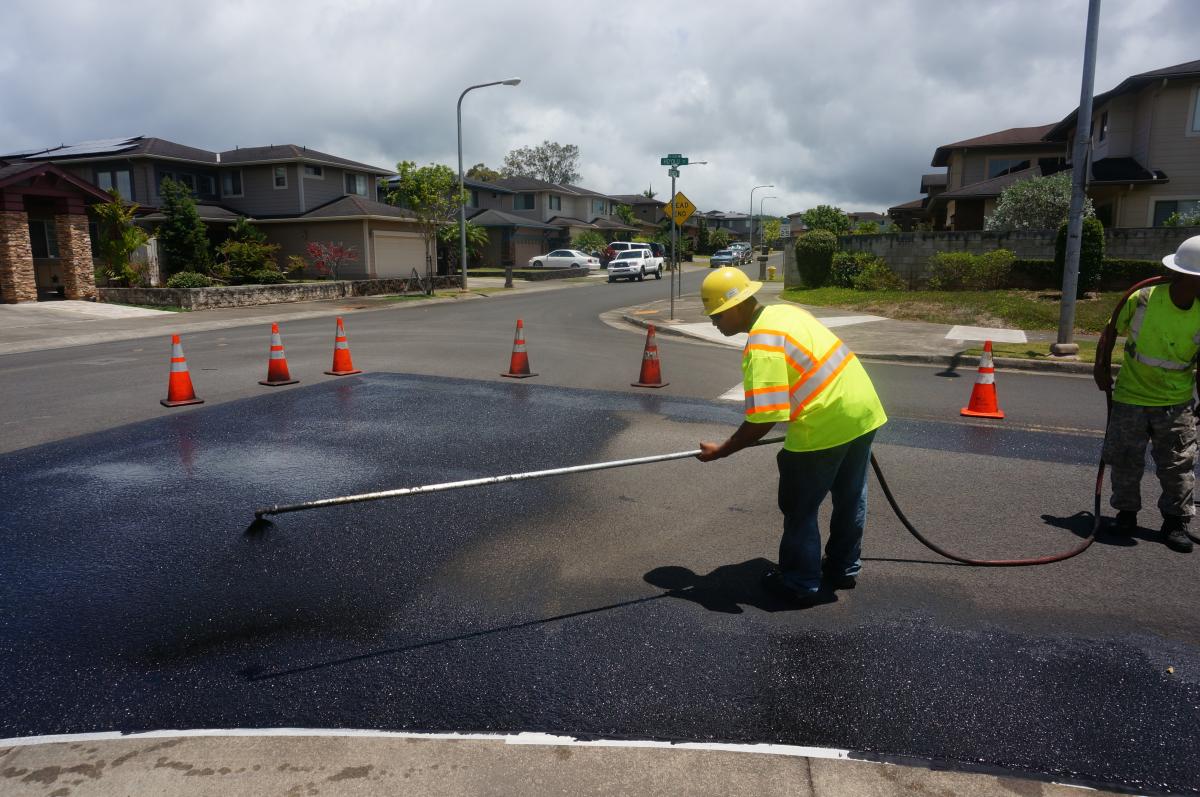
[667,192,696,225]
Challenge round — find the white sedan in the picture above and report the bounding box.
[528,249,600,269]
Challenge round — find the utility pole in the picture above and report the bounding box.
[1052,0,1101,357]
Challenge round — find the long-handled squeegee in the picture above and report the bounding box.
[250,435,787,529]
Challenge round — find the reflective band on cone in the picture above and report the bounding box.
[961,339,1004,419]
[324,317,362,376]
[501,319,538,378]
[160,334,204,407]
[632,324,669,388]
[259,322,299,386]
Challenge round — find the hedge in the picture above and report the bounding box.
[1009,258,1167,290]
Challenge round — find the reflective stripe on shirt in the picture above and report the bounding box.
[790,342,855,417]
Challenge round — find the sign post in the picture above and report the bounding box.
[659,155,690,319]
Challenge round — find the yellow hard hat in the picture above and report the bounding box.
[701,267,762,315]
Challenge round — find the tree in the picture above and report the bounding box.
[799,205,850,236]
[91,190,149,286]
[641,185,656,199]
[157,177,213,276]
[571,230,606,255]
[709,229,731,251]
[1055,217,1105,298]
[614,203,636,227]
[386,161,465,292]
[305,241,358,280]
[985,171,1094,231]
[762,218,782,247]
[795,230,839,287]
[437,222,489,271]
[501,140,581,184]
[697,218,710,254]
[466,163,502,183]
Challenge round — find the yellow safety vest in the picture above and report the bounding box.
[742,304,887,452]
[1114,284,1200,406]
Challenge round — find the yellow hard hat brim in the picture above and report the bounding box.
[706,280,763,316]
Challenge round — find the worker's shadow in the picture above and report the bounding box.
[644,558,836,613]
[1040,511,1139,547]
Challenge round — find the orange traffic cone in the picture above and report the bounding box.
[324,317,362,376]
[961,340,1004,419]
[501,319,537,378]
[631,324,669,388]
[259,322,299,386]
[160,334,204,407]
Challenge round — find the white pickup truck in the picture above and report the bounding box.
[607,249,663,282]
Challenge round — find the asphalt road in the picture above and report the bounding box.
[1,271,1197,794]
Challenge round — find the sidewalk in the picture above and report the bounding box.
[621,270,1099,375]
[0,730,1128,796]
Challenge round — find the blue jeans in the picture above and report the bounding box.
[775,430,876,593]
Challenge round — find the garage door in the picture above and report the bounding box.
[372,231,425,278]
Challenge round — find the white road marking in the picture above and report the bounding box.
[718,383,744,402]
[813,314,885,328]
[946,325,1027,343]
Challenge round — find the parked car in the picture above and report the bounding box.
[710,249,736,267]
[602,241,641,266]
[729,242,752,263]
[528,249,600,269]
[607,249,662,282]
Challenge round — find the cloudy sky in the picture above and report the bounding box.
[2,0,1197,217]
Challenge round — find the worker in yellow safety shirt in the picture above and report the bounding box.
[1094,235,1200,554]
[697,267,887,605]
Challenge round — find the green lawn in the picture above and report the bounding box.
[780,287,1122,335]
[963,340,1121,365]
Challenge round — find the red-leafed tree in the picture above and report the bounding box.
[305,241,358,279]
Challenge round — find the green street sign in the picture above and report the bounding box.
[659,154,688,166]
[667,167,680,177]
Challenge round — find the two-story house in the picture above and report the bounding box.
[1043,58,1200,228]
[1,135,422,301]
[892,59,1200,233]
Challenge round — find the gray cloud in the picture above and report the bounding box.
[2,0,1196,216]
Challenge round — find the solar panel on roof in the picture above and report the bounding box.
[0,145,59,158]
[49,137,141,157]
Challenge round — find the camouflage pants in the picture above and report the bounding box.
[1102,400,1196,519]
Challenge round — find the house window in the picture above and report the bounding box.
[467,189,480,208]
[592,199,606,214]
[222,170,243,197]
[548,195,561,211]
[274,166,288,189]
[1191,88,1200,134]
[177,173,197,192]
[303,164,324,179]
[95,168,133,199]
[986,158,1030,179]
[27,219,59,259]
[1097,110,1108,142]
[344,172,368,196]
[514,193,535,210]
[198,175,216,197]
[1153,199,1200,226]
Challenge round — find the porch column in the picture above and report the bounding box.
[0,209,37,303]
[54,213,98,300]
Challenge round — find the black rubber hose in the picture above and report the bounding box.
[872,275,1173,566]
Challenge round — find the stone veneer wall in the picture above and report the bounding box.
[53,214,98,300]
[99,275,463,310]
[827,226,1200,288]
[0,210,37,303]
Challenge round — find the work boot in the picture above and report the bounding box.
[1113,510,1138,535]
[1162,516,1194,554]
[821,560,857,590]
[761,570,824,606]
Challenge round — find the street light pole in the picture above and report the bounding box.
[457,78,520,292]
[749,184,773,253]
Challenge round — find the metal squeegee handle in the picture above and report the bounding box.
[255,435,787,518]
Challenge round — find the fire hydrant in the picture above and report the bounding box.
[767,265,777,281]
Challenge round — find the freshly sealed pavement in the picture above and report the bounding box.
[0,264,1154,797]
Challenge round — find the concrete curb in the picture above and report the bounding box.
[619,312,1101,375]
